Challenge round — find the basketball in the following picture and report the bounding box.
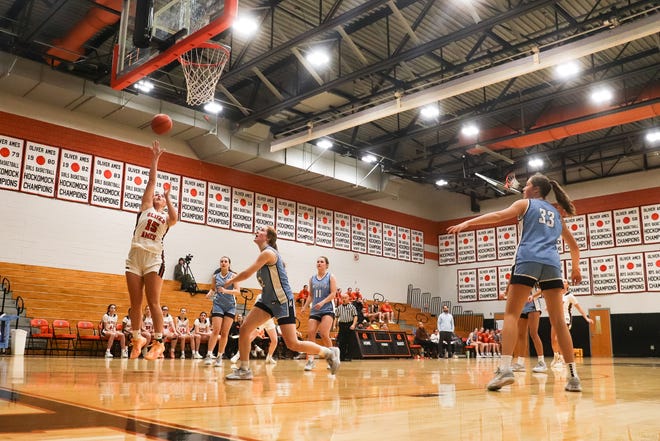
[151,114,173,135]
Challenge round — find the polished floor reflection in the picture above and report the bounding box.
[0,356,658,440]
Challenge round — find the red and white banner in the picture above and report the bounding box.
[457,269,477,302]
[613,207,642,247]
[382,223,397,259]
[438,234,456,265]
[156,171,180,212]
[296,203,315,244]
[497,265,512,298]
[206,183,231,229]
[91,156,123,209]
[411,230,424,263]
[0,135,23,190]
[180,177,207,224]
[496,225,517,260]
[351,215,367,254]
[122,164,149,212]
[276,199,296,240]
[476,227,496,261]
[644,251,660,291]
[397,226,411,261]
[315,208,334,248]
[564,258,591,296]
[334,212,351,250]
[367,220,383,256]
[587,211,614,249]
[57,149,92,203]
[21,141,59,197]
[457,231,476,263]
[641,204,660,244]
[616,253,645,293]
[477,267,498,301]
[255,193,276,230]
[563,215,588,251]
[590,255,618,295]
[231,188,254,232]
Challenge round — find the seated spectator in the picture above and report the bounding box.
[101,304,127,359]
[142,306,155,345]
[193,311,212,357]
[414,322,435,357]
[161,305,178,359]
[366,300,382,323]
[176,308,202,359]
[345,287,353,300]
[380,300,394,323]
[352,287,363,301]
[173,257,185,282]
[429,329,440,347]
[123,308,151,357]
[295,284,310,306]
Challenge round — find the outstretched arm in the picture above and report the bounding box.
[574,303,593,325]
[141,141,164,211]
[447,199,528,234]
[226,249,276,286]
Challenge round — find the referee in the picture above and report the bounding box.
[334,293,358,361]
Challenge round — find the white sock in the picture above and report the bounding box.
[500,355,512,369]
[538,355,544,362]
[320,347,332,358]
[239,361,249,370]
[568,362,578,378]
[516,356,524,365]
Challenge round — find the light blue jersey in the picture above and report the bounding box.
[515,199,562,268]
[212,270,237,316]
[256,246,293,306]
[310,272,335,316]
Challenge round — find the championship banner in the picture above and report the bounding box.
[438,234,456,265]
[231,188,254,232]
[296,203,315,244]
[644,251,660,291]
[497,265,512,298]
[476,227,496,261]
[556,237,563,255]
[382,223,397,259]
[276,198,296,240]
[617,253,645,293]
[367,220,383,256]
[587,211,614,249]
[457,269,477,302]
[477,267,498,301]
[496,225,517,260]
[156,171,180,212]
[91,156,123,209]
[21,141,59,197]
[57,149,92,203]
[0,135,24,190]
[315,208,334,248]
[613,207,642,247]
[411,230,424,263]
[255,193,276,230]
[206,182,231,229]
[563,215,588,252]
[180,177,207,224]
[351,215,367,254]
[590,255,618,295]
[565,258,591,296]
[397,226,411,261]
[334,212,351,250]
[641,204,660,244]
[122,164,149,212]
[457,231,476,263]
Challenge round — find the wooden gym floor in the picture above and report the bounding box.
[0,356,658,440]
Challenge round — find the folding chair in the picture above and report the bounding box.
[28,318,53,355]
[75,321,101,357]
[52,319,76,355]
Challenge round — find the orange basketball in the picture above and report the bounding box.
[151,114,173,135]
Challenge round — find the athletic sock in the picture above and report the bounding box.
[132,331,140,340]
[538,355,544,362]
[239,361,249,370]
[500,355,512,370]
[320,347,332,359]
[568,362,578,378]
[516,356,524,365]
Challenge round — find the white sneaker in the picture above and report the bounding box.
[532,360,548,373]
[304,358,315,371]
[326,347,341,375]
[225,367,253,380]
[121,348,129,358]
[487,368,515,391]
[180,353,185,359]
[214,358,223,368]
[511,362,526,372]
[565,376,582,392]
[105,350,113,359]
[204,356,215,366]
[251,349,258,358]
[193,352,203,359]
[230,352,240,364]
[265,355,277,365]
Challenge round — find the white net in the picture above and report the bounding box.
[179,43,230,106]
[504,172,521,192]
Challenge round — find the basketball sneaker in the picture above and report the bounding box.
[487,367,515,391]
[105,350,113,359]
[121,348,129,358]
[144,341,165,360]
[214,358,223,368]
[564,377,582,392]
[532,360,548,373]
[225,367,253,380]
[130,336,147,359]
[204,355,215,366]
[304,358,316,371]
[326,347,341,375]
[265,355,277,365]
[511,362,526,372]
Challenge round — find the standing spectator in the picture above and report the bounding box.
[436,305,455,358]
[295,284,310,306]
[334,294,358,361]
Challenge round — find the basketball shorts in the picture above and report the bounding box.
[125,247,164,277]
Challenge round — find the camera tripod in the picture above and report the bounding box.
[182,262,206,296]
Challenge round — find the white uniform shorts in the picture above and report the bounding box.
[125,247,164,277]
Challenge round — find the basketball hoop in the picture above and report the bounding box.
[178,42,231,106]
[504,172,521,192]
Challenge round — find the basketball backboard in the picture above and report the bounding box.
[111,0,237,91]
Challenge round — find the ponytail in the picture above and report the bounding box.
[266,226,278,250]
[530,173,576,216]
